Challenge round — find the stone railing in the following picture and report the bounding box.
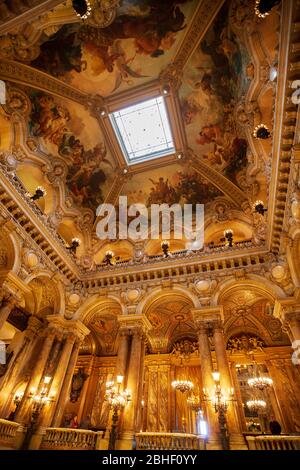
[136,432,206,450]
[0,418,19,449]
[40,428,100,450]
[246,435,300,450]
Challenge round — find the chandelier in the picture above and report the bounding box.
[247,376,273,390]
[247,360,273,391]
[172,380,194,393]
[246,399,267,412]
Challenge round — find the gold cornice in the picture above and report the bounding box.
[0,1,64,36]
[268,0,299,253]
[0,59,89,105]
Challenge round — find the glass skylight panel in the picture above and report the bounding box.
[109,96,175,164]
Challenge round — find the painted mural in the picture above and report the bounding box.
[31,0,197,96]
[180,1,251,185]
[28,92,114,211]
[122,164,223,207]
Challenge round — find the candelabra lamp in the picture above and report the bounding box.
[30,186,46,201]
[224,229,234,247]
[103,250,115,266]
[21,376,54,449]
[67,238,81,254]
[253,200,267,216]
[203,372,235,450]
[9,391,24,421]
[161,240,170,257]
[105,376,131,450]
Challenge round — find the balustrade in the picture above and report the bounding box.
[40,428,100,450]
[246,435,300,450]
[0,418,19,449]
[136,432,206,450]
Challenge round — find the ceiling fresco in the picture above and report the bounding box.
[0,0,280,266]
[28,90,115,212]
[179,1,251,186]
[121,164,223,207]
[30,0,198,96]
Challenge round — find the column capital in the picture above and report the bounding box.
[191,306,224,330]
[274,298,300,324]
[0,270,31,300]
[118,314,151,337]
[46,314,90,341]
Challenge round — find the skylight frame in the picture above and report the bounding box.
[109,96,176,166]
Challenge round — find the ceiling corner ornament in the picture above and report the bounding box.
[159,64,183,92]
[0,33,41,62]
[72,1,92,20]
[86,0,120,28]
[0,59,88,106]
[255,0,281,19]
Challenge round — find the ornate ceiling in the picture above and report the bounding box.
[0,0,284,273]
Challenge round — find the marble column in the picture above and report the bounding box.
[213,325,245,448]
[51,339,81,427]
[115,329,130,379]
[289,317,300,342]
[40,333,76,427]
[197,325,219,449]
[14,328,56,424]
[0,316,43,417]
[274,299,300,343]
[119,327,144,450]
[0,294,17,330]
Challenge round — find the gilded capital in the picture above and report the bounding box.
[191,306,224,331]
[274,298,300,325]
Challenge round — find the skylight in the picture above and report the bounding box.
[109,96,175,165]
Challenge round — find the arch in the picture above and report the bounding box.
[136,284,201,315]
[73,294,125,323]
[24,272,65,317]
[0,230,16,272]
[212,275,286,306]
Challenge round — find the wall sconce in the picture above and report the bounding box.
[203,372,235,450]
[224,229,234,247]
[72,0,92,20]
[253,124,271,139]
[161,240,170,257]
[255,0,281,18]
[105,376,131,450]
[30,186,47,201]
[9,391,24,421]
[21,376,54,449]
[253,200,267,215]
